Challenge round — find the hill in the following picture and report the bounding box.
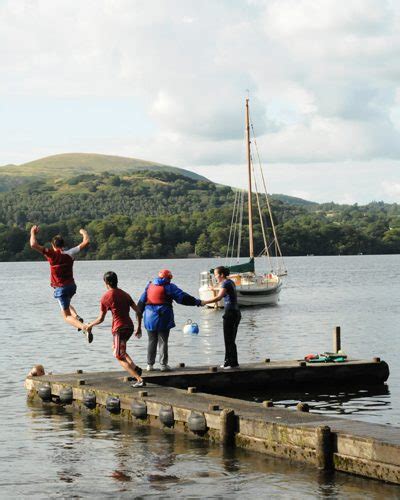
[0,154,399,261]
[271,193,317,206]
[0,152,208,191]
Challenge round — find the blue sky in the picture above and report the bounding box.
[1,0,400,204]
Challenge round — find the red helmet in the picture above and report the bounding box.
[158,269,173,280]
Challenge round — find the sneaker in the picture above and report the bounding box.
[146,364,154,372]
[224,365,239,370]
[131,380,146,388]
[77,316,84,332]
[160,365,171,372]
[135,366,143,376]
[85,330,93,344]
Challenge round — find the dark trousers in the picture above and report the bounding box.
[147,330,170,366]
[223,309,241,367]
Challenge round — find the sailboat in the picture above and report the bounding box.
[199,97,286,307]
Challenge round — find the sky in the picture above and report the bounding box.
[1,0,400,204]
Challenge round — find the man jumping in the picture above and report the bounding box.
[29,225,92,342]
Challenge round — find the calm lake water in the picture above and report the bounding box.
[0,255,399,498]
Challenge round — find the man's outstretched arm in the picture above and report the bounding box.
[29,225,45,254]
[86,309,107,332]
[78,229,90,250]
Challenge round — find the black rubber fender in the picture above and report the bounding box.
[106,396,121,414]
[59,387,73,405]
[159,406,174,427]
[37,385,52,402]
[188,412,207,434]
[131,400,147,419]
[83,391,96,409]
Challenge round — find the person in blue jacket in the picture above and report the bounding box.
[137,269,202,371]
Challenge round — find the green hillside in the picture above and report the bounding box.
[0,153,399,261]
[0,152,208,191]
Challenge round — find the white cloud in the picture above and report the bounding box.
[382,181,400,200]
[1,0,400,202]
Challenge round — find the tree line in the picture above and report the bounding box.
[0,170,399,261]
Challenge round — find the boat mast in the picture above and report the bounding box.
[246,97,254,259]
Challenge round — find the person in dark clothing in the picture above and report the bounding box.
[201,266,241,369]
[137,269,202,371]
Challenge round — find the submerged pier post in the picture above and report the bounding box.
[333,326,341,353]
[220,409,236,446]
[315,426,333,470]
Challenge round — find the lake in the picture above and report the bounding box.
[0,255,399,498]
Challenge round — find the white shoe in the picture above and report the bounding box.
[132,380,146,388]
[160,364,171,372]
[146,364,154,371]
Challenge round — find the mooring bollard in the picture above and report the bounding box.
[187,387,197,394]
[209,366,218,372]
[178,362,185,368]
[373,357,381,363]
[77,379,85,386]
[333,326,341,353]
[208,404,220,411]
[76,369,83,374]
[139,390,148,398]
[315,425,333,470]
[264,358,271,363]
[220,408,236,446]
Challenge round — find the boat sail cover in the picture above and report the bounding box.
[210,258,255,275]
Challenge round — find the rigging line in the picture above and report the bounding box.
[230,190,240,264]
[250,121,287,272]
[237,188,244,259]
[251,156,273,270]
[226,189,239,261]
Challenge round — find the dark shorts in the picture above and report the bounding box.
[113,327,133,360]
[54,283,77,310]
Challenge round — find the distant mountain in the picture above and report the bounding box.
[271,193,317,206]
[0,152,208,191]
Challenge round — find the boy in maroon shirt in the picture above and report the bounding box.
[87,271,145,387]
[30,224,92,341]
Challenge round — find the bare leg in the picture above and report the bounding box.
[69,304,81,319]
[61,307,89,330]
[117,354,143,382]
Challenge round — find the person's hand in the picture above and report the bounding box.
[85,324,93,333]
[201,300,206,306]
[135,326,142,339]
[79,228,88,236]
[31,225,39,234]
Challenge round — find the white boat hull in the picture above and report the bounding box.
[199,275,282,308]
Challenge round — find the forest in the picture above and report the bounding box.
[0,169,399,261]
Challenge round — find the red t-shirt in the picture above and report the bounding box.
[100,288,134,334]
[42,247,79,288]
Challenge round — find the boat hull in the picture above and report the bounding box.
[199,279,282,308]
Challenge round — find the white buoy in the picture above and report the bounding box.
[183,319,199,335]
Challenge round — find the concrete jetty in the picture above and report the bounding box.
[25,359,399,485]
[141,358,390,391]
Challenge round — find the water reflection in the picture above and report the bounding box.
[22,399,400,498]
[217,384,392,422]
